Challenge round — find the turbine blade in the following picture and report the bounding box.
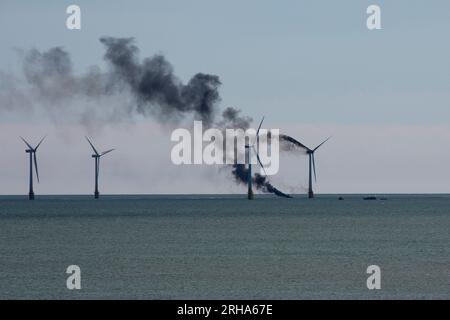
[20,136,33,150]
[313,136,332,152]
[252,116,265,147]
[100,149,115,156]
[34,153,40,183]
[256,116,265,136]
[312,154,317,182]
[35,135,46,150]
[252,145,268,176]
[281,135,310,151]
[85,136,99,155]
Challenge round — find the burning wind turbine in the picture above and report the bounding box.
[281,135,331,198]
[242,117,292,200]
[245,117,265,200]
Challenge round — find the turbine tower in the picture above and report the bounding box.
[85,137,115,199]
[245,117,265,200]
[245,144,254,200]
[20,136,46,200]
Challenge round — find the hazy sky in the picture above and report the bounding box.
[1,0,450,195]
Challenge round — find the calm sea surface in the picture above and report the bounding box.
[0,194,449,299]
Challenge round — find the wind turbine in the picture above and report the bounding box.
[85,137,115,199]
[245,117,266,200]
[288,136,331,198]
[20,136,46,200]
[305,137,330,198]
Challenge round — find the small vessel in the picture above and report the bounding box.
[363,196,377,201]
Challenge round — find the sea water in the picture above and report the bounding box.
[0,194,449,299]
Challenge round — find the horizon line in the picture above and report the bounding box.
[1,193,449,197]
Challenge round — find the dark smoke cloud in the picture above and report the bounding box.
[0,71,32,112]
[0,36,290,198]
[219,107,252,130]
[232,164,292,198]
[22,47,109,102]
[99,36,222,126]
[1,38,248,129]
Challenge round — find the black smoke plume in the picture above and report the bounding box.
[232,164,292,198]
[99,37,221,126]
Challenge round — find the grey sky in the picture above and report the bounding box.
[1,1,450,194]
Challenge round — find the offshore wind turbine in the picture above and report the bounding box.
[85,137,115,199]
[245,117,266,200]
[20,136,46,200]
[290,136,331,199]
